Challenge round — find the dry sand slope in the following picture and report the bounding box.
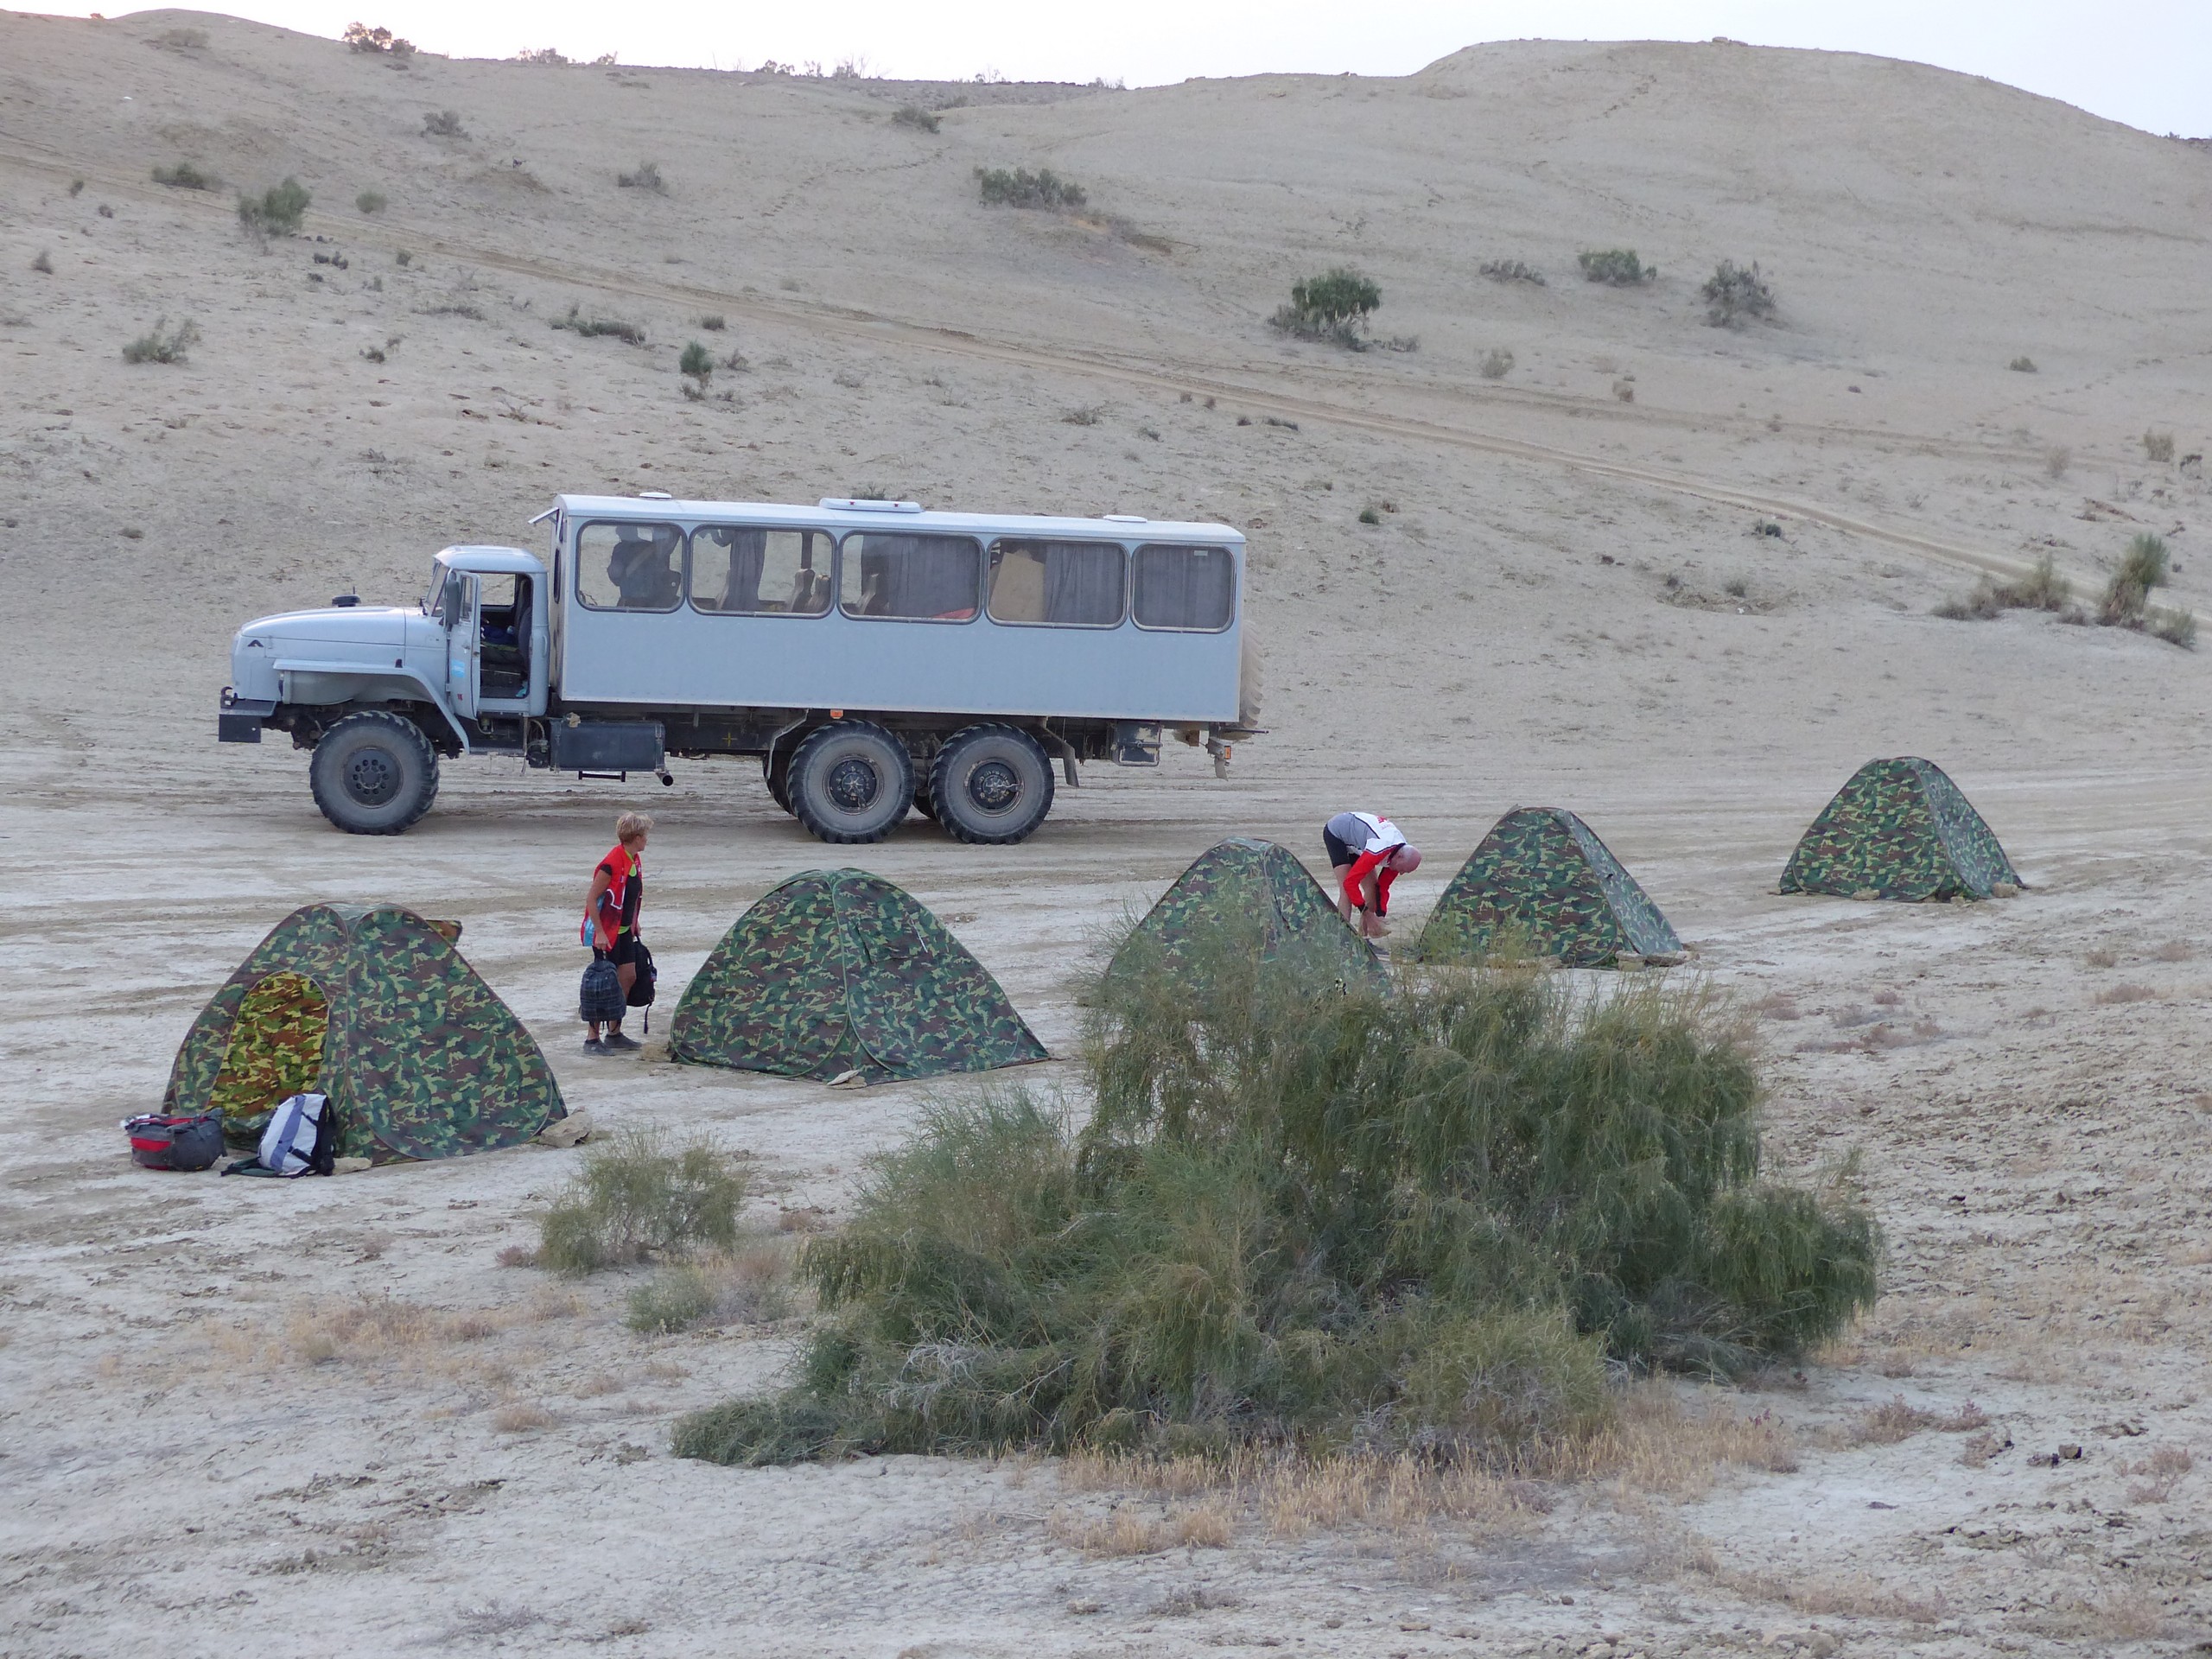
[3,9,2212,1656]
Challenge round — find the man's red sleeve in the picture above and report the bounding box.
[1376,867,1398,917]
[1343,849,1389,909]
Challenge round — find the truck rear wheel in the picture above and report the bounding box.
[764,750,795,817]
[308,710,441,835]
[788,721,913,843]
[930,725,1054,844]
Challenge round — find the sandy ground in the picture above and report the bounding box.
[3,10,2210,1656]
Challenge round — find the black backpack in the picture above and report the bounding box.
[123,1112,226,1172]
[627,941,658,1031]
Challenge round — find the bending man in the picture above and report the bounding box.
[1322,810,1421,940]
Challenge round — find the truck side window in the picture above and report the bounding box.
[987,539,1126,627]
[838,534,981,622]
[690,527,831,615]
[575,522,683,612]
[1132,544,1236,632]
[478,574,529,698]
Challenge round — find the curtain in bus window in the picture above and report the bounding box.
[692,527,768,612]
[989,541,1125,626]
[1133,544,1234,630]
[843,535,980,620]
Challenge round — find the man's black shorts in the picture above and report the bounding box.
[594,934,639,968]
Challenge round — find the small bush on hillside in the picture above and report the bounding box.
[152,162,219,190]
[698,313,725,330]
[423,109,467,138]
[238,177,311,235]
[156,27,208,49]
[122,316,200,365]
[2009,356,2037,372]
[618,160,664,192]
[30,248,53,274]
[628,1265,715,1332]
[1578,248,1654,285]
[515,47,569,66]
[2151,608,2197,649]
[1702,260,1776,327]
[675,929,1878,1465]
[345,22,415,56]
[551,303,645,344]
[2100,533,2187,644]
[1480,348,1515,379]
[1479,258,1545,285]
[976,167,1086,209]
[1936,552,2074,622]
[892,105,941,133]
[2143,430,2176,464]
[679,340,714,385]
[1269,266,1382,348]
[537,1128,746,1275]
[355,189,387,213]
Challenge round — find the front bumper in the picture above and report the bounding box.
[219,688,276,744]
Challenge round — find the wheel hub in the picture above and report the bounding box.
[968,760,1020,813]
[345,747,400,805]
[827,755,881,812]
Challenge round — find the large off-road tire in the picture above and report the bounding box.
[912,771,938,821]
[308,710,441,835]
[764,749,795,817]
[929,724,1054,845]
[788,721,913,843]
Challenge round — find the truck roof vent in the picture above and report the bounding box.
[821,497,923,513]
[638,490,675,500]
[1101,513,1148,524]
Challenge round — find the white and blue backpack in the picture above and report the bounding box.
[222,1092,336,1178]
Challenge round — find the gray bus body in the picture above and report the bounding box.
[219,495,1258,842]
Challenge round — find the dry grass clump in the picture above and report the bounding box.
[674,933,1877,1468]
[892,105,941,133]
[537,1128,746,1275]
[626,1240,796,1333]
[30,248,53,274]
[122,316,200,365]
[2093,982,2157,1005]
[1046,1499,1232,1555]
[1480,348,1515,379]
[551,304,645,344]
[1936,551,2075,621]
[2009,355,2037,372]
[617,161,664,192]
[152,161,219,190]
[423,109,466,138]
[355,189,386,214]
[2125,1444,2193,1503]
[1478,258,1545,285]
[2143,429,2176,464]
[284,1294,508,1363]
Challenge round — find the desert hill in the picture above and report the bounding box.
[3,11,2211,1656]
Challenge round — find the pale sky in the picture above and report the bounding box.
[83,2,2212,136]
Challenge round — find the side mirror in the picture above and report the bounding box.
[439,582,463,629]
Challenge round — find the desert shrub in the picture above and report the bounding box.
[1702,260,1775,327]
[156,27,208,48]
[1478,259,1544,285]
[31,248,53,274]
[975,167,1086,209]
[551,303,645,344]
[1480,348,1515,379]
[1357,505,1382,524]
[2144,430,2176,464]
[537,1128,746,1275]
[122,316,200,365]
[396,249,413,266]
[2009,356,2038,372]
[515,47,569,66]
[344,22,414,55]
[677,937,1878,1465]
[355,189,387,214]
[423,110,466,138]
[1936,552,2073,622]
[2101,532,2170,627]
[1269,266,1382,347]
[2151,608,2197,649]
[893,105,941,133]
[1062,404,1103,425]
[679,340,714,385]
[152,162,219,190]
[628,1266,715,1333]
[1578,249,1654,285]
[237,177,311,235]
[698,313,725,330]
[618,161,664,192]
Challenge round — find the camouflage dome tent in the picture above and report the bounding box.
[162,904,564,1164]
[1781,757,2023,901]
[1414,808,1682,968]
[669,868,1046,1083]
[1105,837,1386,988]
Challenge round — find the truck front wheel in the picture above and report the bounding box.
[930,725,1054,844]
[308,711,441,835]
[788,721,913,843]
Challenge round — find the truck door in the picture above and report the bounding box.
[442,572,480,720]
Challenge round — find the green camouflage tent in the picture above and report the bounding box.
[1105,837,1386,988]
[1781,757,2022,901]
[1415,808,1683,968]
[162,905,564,1162]
[668,868,1046,1083]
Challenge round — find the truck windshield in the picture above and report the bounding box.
[422,565,447,616]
